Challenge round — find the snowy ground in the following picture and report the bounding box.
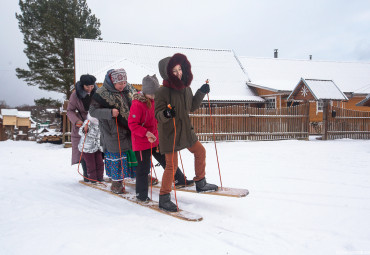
[1,138,370,255]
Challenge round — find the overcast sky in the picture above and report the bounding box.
[1,0,370,107]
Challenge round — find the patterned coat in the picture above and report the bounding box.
[78,120,101,153]
[89,70,136,153]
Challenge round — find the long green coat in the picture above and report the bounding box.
[155,53,206,154]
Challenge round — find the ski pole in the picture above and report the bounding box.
[167,104,179,210]
[205,79,223,189]
[150,143,153,200]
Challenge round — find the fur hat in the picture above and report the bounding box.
[80,74,96,86]
[142,74,160,95]
[110,68,127,84]
[166,53,193,88]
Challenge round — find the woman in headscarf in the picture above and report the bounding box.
[89,68,136,194]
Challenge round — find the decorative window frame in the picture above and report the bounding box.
[265,97,276,109]
[317,100,324,113]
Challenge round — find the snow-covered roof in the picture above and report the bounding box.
[356,94,370,106]
[239,57,370,93]
[288,78,348,101]
[0,109,31,118]
[17,111,31,118]
[1,109,18,116]
[74,38,264,102]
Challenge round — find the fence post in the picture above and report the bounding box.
[306,102,310,139]
[322,100,330,140]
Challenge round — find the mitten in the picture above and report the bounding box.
[200,83,210,94]
[163,106,176,118]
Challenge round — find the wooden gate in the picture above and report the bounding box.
[190,104,310,141]
[324,105,370,140]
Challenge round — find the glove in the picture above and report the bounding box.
[163,106,176,119]
[200,83,210,94]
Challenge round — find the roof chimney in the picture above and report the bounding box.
[309,55,312,60]
[274,49,278,58]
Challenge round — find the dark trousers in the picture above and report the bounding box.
[135,148,180,199]
[82,151,104,181]
[80,158,88,178]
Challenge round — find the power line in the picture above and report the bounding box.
[0,68,74,72]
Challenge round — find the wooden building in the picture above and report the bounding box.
[74,38,264,107]
[0,116,5,141]
[239,56,370,112]
[0,109,31,140]
[287,78,348,122]
[356,94,370,107]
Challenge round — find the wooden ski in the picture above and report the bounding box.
[125,180,249,198]
[79,181,203,222]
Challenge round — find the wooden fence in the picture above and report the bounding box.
[309,122,323,135]
[62,100,72,147]
[190,104,310,141]
[325,105,370,140]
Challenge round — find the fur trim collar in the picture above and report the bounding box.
[75,81,98,99]
[132,91,147,103]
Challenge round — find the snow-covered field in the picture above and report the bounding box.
[1,138,370,255]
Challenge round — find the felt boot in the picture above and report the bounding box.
[195,178,218,192]
[159,193,178,212]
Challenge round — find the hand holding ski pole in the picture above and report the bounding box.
[83,120,90,133]
[200,79,210,94]
[163,104,176,119]
[112,108,119,118]
[146,131,156,143]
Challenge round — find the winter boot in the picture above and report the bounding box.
[174,169,194,187]
[195,178,218,193]
[111,181,124,194]
[136,195,151,203]
[159,193,178,212]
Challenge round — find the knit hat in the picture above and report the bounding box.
[142,74,160,95]
[80,74,96,86]
[110,68,127,84]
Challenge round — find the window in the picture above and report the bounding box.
[266,97,276,109]
[317,100,323,112]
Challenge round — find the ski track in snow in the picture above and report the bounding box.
[1,139,370,255]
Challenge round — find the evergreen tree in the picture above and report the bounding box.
[16,0,102,100]
[34,97,62,108]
